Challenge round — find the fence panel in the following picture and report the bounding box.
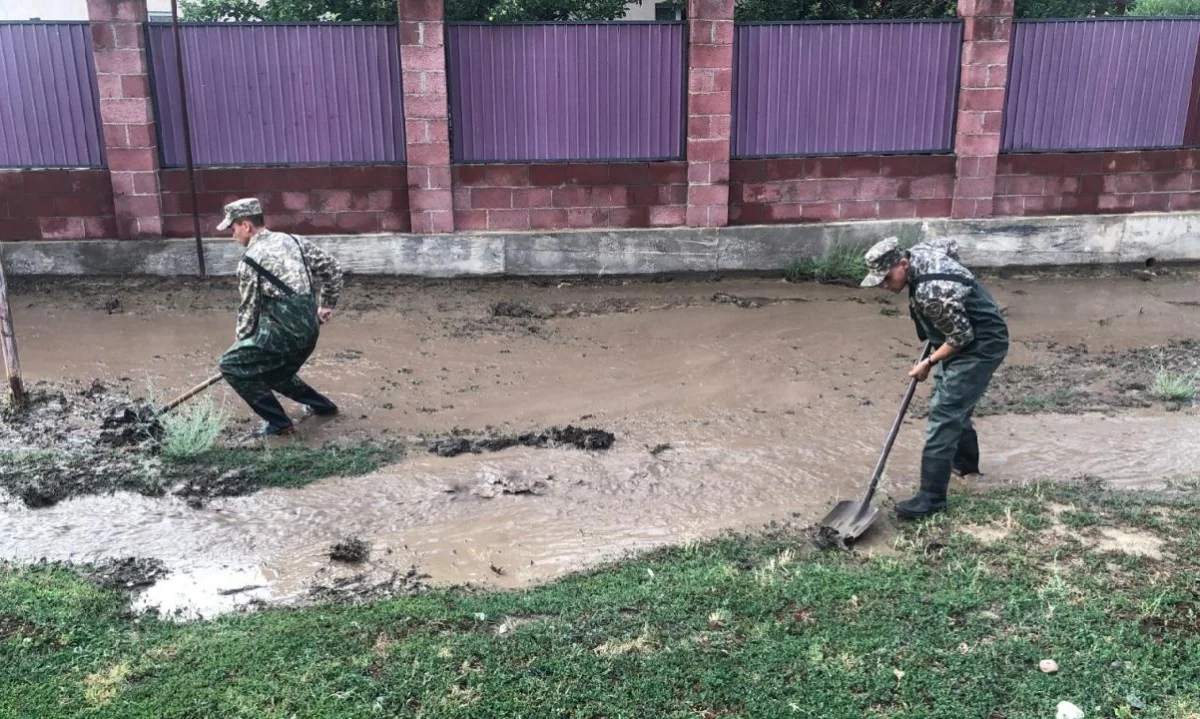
[732,21,961,158]
[0,23,105,168]
[447,23,686,163]
[1003,20,1200,152]
[147,23,406,167]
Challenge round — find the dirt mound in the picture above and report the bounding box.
[330,537,371,564]
[429,425,616,457]
[307,566,429,604]
[912,340,1200,418]
[82,557,170,590]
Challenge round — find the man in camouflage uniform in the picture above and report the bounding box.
[860,237,1009,518]
[217,198,344,437]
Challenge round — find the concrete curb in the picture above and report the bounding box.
[1,212,1189,277]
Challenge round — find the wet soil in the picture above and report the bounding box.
[912,339,1200,418]
[3,271,1200,617]
[428,426,616,457]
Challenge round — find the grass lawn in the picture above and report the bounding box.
[3,481,1199,718]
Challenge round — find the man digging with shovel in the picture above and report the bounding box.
[217,198,344,437]
[860,237,1009,518]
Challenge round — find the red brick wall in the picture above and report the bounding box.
[995,150,1200,216]
[0,169,116,241]
[452,163,689,231]
[159,166,411,237]
[728,155,957,224]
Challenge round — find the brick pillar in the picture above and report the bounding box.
[88,0,163,239]
[951,0,1014,219]
[399,0,454,234]
[685,0,735,228]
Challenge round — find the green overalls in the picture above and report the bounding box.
[908,272,1009,506]
[219,240,323,433]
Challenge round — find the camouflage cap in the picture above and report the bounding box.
[216,197,262,231]
[860,237,904,288]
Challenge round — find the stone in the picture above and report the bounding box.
[1056,701,1084,719]
[1040,659,1059,674]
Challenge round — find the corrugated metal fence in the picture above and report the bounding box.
[146,23,406,167]
[447,23,686,163]
[1003,19,1200,152]
[732,21,962,158]
[0,23,105,168]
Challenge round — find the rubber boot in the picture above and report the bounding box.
[277,379,339,417]
[248,393,294,437]
[895,457,951,519]
[952,425,980,476]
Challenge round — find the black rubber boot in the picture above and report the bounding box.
[248,393,294,436]
[278,380,339,417]
[895,457,952,519]
[952,425,980,476]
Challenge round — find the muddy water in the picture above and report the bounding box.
[3,273,1199,617]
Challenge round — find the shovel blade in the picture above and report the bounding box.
[816,500,881,545]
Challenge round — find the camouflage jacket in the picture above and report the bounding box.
[235,229,344,340]
[906,238,976,349]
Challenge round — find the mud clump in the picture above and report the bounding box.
[307,566,429,604]
[429,425,616,458]
[81,557,169,590]
[173,469,257,505]
[1,451,167,509]
[330,537,371,564]
[98,403,163,447]
[491,300,545,319]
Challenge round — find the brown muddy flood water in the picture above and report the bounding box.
[2,272,1198,618]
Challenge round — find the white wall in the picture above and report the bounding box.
[0,0,170,21]
[623,1,657,20]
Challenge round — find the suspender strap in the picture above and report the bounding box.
[242,256,297,297]
[913,272,974,287]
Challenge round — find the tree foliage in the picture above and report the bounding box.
[735,0,954,21]
[177,0,1200,24]
[1127,0,1200,14]
[179,0,638,22]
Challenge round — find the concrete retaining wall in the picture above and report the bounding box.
[2,212,1192,277]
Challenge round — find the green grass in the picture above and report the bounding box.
[173,441,406,489]
[1152,369,1196,403]
[786,245,871,285]
[158,395,229,461]
[3,483,1200,718]
[1021,387,1075,412]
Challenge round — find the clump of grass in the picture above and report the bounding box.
[785,245,869,285]
[158,395,228,461]
[177,442,405,489]
[1152,369,1196,402]
[1021,387,1074,412]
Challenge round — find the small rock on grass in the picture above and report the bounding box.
[1056,701,1084,719]
[1040,659,1059,674]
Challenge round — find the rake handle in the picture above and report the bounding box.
[854,340,933,517]
[158,372,224,415]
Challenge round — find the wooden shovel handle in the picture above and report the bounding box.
[158,372,224,414]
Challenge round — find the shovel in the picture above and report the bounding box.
[157,372,224,415]
[816,340,932,546]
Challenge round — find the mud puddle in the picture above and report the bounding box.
[4,406,1198,619]
[4,273,1200,618]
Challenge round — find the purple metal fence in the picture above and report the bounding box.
[146,23,406,167]
[732,21,962,158]
[447,23,686,163]
[1003,20,1200,152]
[0,23,105,168]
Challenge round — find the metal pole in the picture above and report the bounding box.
[171,0,206,278]
[0,254,27,410]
